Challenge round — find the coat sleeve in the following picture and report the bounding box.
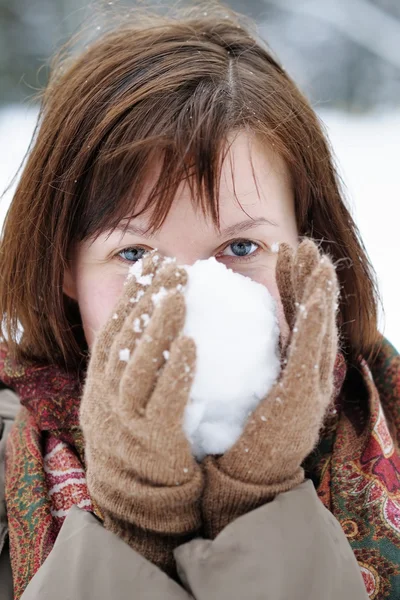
[20,480,368,600]
[174,479,369,600]
[20,505,194,600]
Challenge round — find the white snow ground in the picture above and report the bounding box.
[0,105,399,349]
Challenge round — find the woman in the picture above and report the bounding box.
[0,4,398,599]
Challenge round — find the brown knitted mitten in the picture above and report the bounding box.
[202,239,339,539]
[80,253,203,575]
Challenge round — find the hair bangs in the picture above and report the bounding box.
[80,79,234,243]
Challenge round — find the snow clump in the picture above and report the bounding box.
[181,258,281,460]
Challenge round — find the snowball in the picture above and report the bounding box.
[181,258,281,460]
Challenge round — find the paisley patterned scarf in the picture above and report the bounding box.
[0,346,99,600]
[2,340,400,599]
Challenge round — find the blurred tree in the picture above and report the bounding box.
[260,0,400,110]
[0,0,399,110]
[0,0,87,105]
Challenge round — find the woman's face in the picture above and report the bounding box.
[64,132,298,348]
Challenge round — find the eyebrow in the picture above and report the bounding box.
[218,217,278,237]
[116,223,153,237]
[116,217,277,239]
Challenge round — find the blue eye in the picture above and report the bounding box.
[118,247,147,262]
[222,240,259,258]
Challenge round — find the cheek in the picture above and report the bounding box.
[75,274,126,348]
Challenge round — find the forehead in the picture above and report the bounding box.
[219,131,291,206]
[133,131,293,227]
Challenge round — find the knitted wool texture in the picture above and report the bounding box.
[80,255,203,576]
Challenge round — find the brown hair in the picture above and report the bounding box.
[0,3,380,372]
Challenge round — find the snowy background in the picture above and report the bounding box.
[0,0,399,349]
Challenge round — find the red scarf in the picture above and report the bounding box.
[0,346,99,599]
[2,341,400,599]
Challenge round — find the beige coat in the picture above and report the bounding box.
[0,388,368,600]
